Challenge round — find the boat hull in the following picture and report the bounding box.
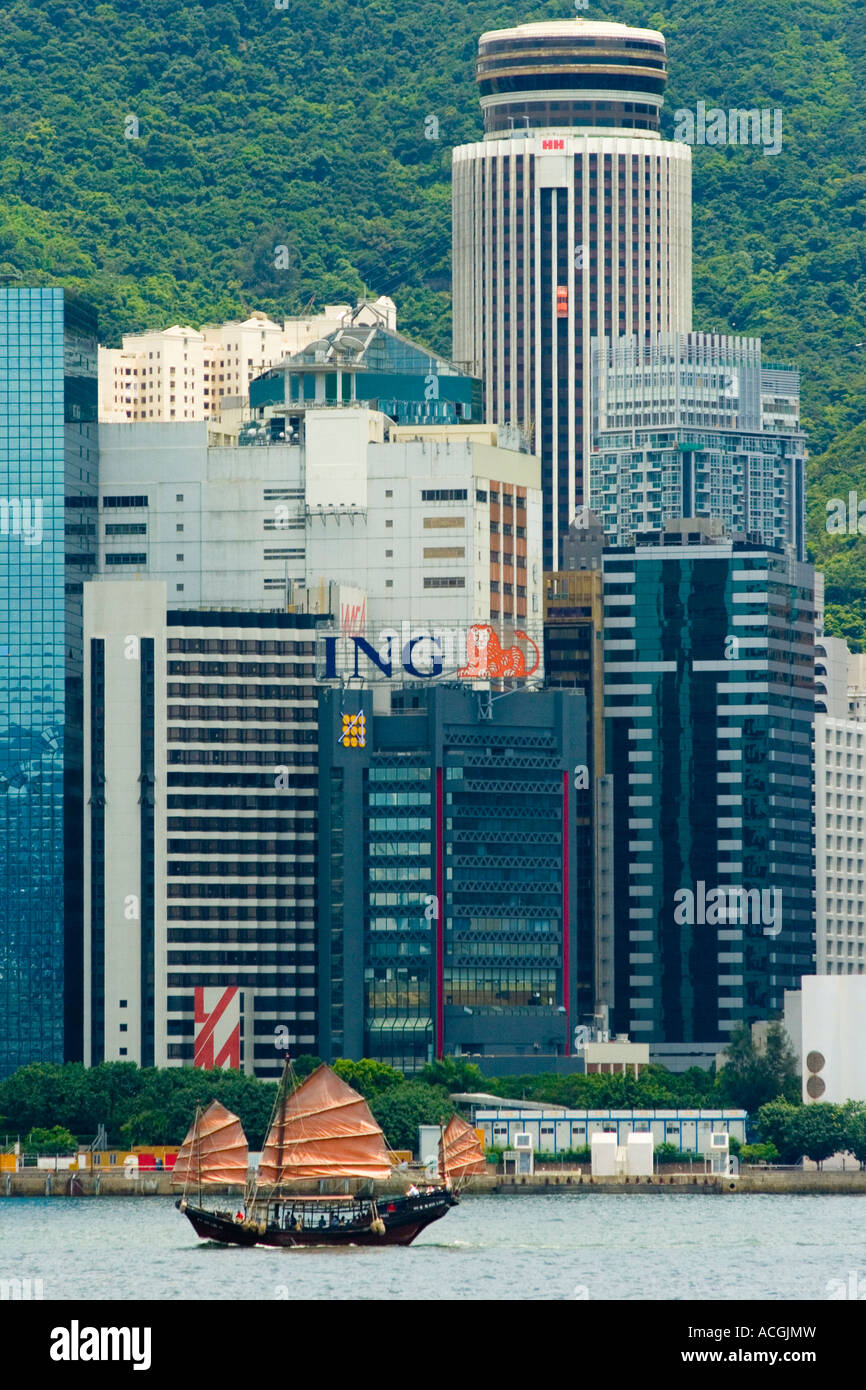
[178,1193,457,1248]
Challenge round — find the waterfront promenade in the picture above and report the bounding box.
[4,1168,866,1197]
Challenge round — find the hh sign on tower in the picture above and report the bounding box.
[194,986,241,1069]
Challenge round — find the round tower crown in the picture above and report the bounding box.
[476,17,667,137]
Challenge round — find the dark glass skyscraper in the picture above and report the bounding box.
[603,524,815,1056]
[317,684,585,1074]
[0,288,98,1076]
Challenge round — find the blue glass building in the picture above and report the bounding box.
[0,288,98,1076]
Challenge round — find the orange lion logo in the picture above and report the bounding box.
[457,624,540,679]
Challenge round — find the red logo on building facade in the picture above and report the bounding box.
[457,624,541,680]
[542,139,565,150]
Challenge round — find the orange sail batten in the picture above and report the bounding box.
[439,1114,486,1180]
[172,1100,249,1186]
[258,1064,392,1183]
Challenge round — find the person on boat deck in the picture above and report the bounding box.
[330,1212,340,1227]
[317,1215,327,1228]
[407,1183,420,1196]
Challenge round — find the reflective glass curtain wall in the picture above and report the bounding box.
[0,288,97,1076]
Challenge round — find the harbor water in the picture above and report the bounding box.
[2,1193,864,1300]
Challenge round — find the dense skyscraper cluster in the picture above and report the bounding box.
[4,17,850,1087]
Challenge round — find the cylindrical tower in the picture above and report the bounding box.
[453,18,693,568]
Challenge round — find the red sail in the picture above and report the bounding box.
[439,1114,486,1179]
[258,1064,392,1183]
[172,1100,249,1185]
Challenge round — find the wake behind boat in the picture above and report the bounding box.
[173,1061,483,1248]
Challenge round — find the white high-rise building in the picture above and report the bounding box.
[96,411,543,633]
[83,581,323,1076]
[303,417,543,637]
[452,17,692,568]
[98,421,306,607]
[814,716,866,975]
[814,633,866,976]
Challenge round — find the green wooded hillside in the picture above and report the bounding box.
[0,0,864,634]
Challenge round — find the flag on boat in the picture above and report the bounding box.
[172,1100,249,1185]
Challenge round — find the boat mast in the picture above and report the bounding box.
[195,1103,203,1207]
[253,1054,294,1217]
[440,1120,448,1189]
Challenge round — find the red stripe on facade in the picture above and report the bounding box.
[213,1026,241,1070]
[193,985,236,1067]
[562,771,570,1056]
[436,766,444,1060]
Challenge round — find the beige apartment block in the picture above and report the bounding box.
[98,298,398,423]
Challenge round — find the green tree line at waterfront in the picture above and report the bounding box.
[0,1026,838,1156]
[0,0,864,637]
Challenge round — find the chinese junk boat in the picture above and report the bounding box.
[175,1062,464,1248]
